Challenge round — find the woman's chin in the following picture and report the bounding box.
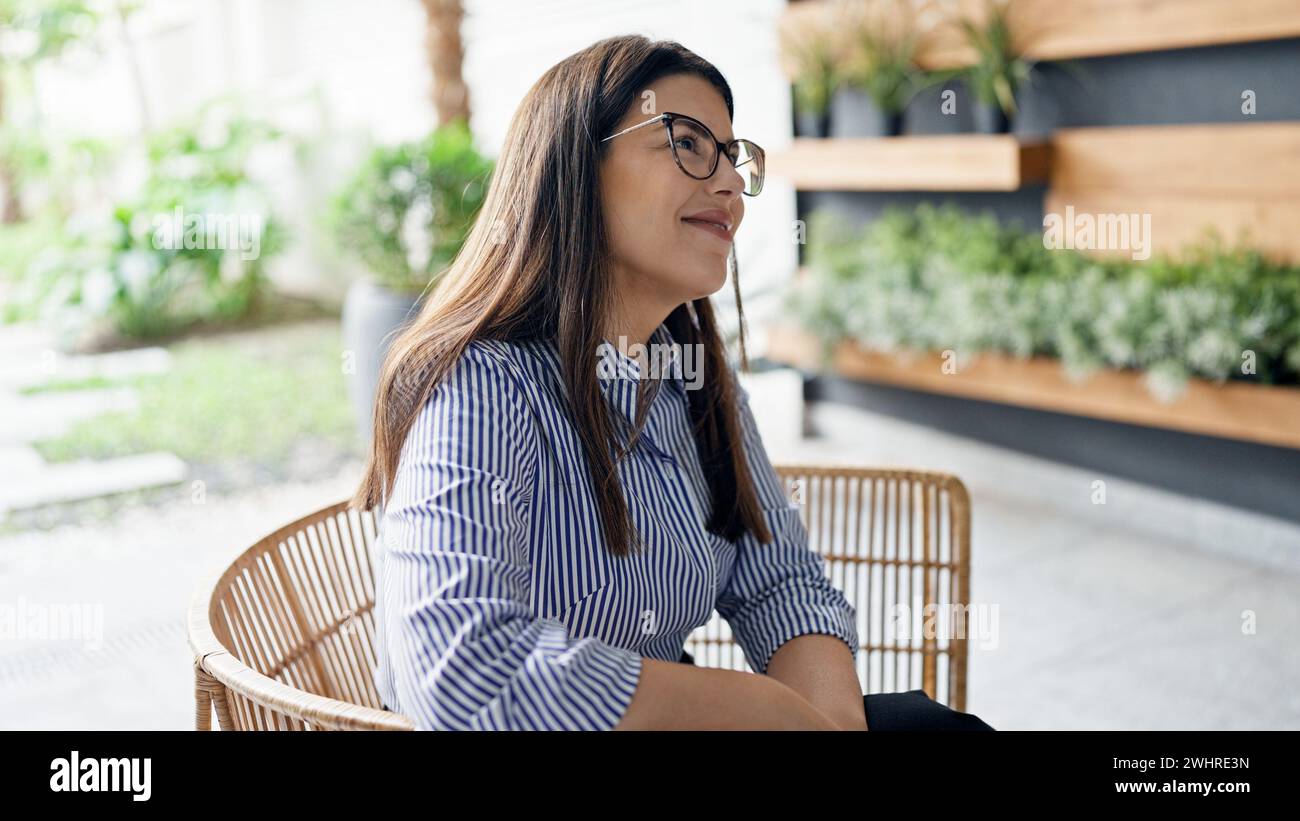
[688,264,730,298]
[702,261,733,289]
[656,258,730,301]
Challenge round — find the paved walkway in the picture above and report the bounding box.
[0,465,363,730]
[0,324,185,519]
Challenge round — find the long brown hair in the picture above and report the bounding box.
[352,34,773,557]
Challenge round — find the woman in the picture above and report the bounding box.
[357,34,994,732]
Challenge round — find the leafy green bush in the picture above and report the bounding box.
[327,120,492,294]
[15,103,286,341]
[787,203,1300,401]
[0,214,64,321]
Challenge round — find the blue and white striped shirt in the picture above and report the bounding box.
[372,321,859,730]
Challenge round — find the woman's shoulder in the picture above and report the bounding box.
[463,334,567,396]
[400,338,546,465]
[456,336,555,392]
[390,339,546,513]
[410,335,561,432]
[417,336,535,408]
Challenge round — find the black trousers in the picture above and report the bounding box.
[677,649,996,731]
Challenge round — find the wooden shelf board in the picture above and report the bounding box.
[767,324,1300,451]
[1045,123,1300,263]
[1049,123,1300,197]
[768,135,1049,191]
[785,0,1300,69]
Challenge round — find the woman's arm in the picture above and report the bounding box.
[615,658,847,731]
[381,344,644,730]
[714,373,866,728]
[767,635,869,730]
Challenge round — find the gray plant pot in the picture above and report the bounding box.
[794,108,831,138]
[829,87,904,137]
[972,101,1012,134]
[342,279,422,447]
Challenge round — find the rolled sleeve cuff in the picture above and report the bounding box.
[399,614,646,731]
[730,591,860,676]
[547,635,645,731]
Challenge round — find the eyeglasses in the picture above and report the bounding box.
[601,111,765,196]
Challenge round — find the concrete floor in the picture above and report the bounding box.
[0,398,1296,730]
[780,401,1300,730]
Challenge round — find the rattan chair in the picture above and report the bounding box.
[188,465,972,730]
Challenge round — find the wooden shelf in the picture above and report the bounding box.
[767,324,1300,451]
[1044,122,1300,263]
[771,124,1300,263]
[768,136,1050,191]
[786,0,1300,69]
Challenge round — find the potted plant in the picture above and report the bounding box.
[956,0,1033,134]
[831,0,920,137]
[329,119,492,445]
[777,3,839,138]
[784,203,1300,404]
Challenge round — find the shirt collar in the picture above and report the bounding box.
[597,322,684,386]
[597,321,687,420]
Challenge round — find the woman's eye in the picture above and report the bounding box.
[674,137,696,153]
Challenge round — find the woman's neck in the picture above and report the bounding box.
[605,302,673,357]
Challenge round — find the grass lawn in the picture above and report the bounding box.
[31,318,361,488]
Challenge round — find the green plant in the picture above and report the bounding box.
[787,203,1300,401]
[777,3,839,118]
[20,102,287,341]
[836,0,922,113]
[327,119,493,294]
[0,0,104,222]
[955,0,1032,115]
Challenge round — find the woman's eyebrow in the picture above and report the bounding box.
[679,114,736,144]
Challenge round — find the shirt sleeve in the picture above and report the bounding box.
[714,372,860,676]
[378,343,644,730]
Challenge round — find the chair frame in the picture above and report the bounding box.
[189,465,972,730]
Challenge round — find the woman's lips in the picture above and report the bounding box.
[682,218,733,242]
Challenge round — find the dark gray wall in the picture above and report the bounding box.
[794,37,1300,523]
[910,36,1300,136]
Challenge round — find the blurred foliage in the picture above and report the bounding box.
[0,0,106,221]
[954,0,1032,115]
[10,101,288,341]
[835,0,923,113]
[326,118,492,294]
[0,132,115,213]
[776,0,839,117]
[0,0,101,65]
[787,203,1300,402]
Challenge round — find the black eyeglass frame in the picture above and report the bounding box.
[601,111,765,196]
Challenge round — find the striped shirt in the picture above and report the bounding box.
[372,321,859,730]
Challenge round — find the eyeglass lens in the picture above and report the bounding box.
[668,117,764,196]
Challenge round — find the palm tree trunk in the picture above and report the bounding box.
[420,0,470,126]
